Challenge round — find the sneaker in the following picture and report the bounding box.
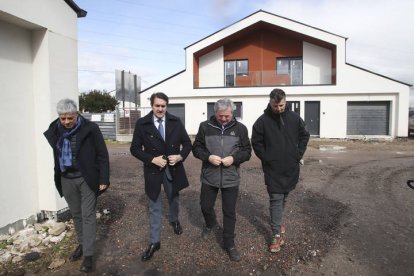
[280,224,286,235]
[225,247,241,262]
[269,234,285,253]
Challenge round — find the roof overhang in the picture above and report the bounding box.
[64,0,87,18]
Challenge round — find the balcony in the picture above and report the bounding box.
[195,69,335,88]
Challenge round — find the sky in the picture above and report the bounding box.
[75,0,414,106]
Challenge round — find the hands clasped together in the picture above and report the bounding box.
[208,155,234,167]
[152,154,183,169]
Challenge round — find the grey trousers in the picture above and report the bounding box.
[149,171,179,243]
[269,192,289,235]
[61,176,96,256]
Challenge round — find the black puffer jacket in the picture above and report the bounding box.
[251,105,309,193]
[192,116,251,188]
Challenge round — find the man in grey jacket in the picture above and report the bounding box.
[192,98,251,261]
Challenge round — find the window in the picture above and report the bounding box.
[236,60,248,76]
[225,60,248,86]
[276,57,303,85]
[207,102,243,120]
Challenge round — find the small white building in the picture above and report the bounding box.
[140,10,411,139]
[0,0,85,232]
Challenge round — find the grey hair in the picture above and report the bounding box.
[214,98,235,113]
[56,98,78,115]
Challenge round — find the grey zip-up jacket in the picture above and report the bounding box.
[192,116,252,188]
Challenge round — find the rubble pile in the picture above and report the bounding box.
[0,220,71,265]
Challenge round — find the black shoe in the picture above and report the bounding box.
[225,247,241,262]
[80,256,93,273]
[201,226,212,239]
[201,224,220,240]
[69,245,83,262]
[170,221,183,235]
[141,242,161,261]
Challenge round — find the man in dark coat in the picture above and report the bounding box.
[251,89,310,253]
[44,98,110,273]
[192,98,252,261]
[130,92,192,261]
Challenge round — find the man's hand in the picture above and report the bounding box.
[167,154,182,166]
[99,184,108,191]
[152,155,167,168]
[221,156,234,167]
[208,155,222,166]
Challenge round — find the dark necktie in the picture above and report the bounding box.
[157,119,165,140]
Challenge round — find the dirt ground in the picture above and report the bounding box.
[10,138,414,275]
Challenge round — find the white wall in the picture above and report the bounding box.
[303,42,332,85]
[0,0,79,230]
[0,20,39,228]
[142,11,410,139]
[199,47,224,87]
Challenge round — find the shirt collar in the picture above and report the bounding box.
[153,115,165,123]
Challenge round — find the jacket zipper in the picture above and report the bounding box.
[207,121,236,188]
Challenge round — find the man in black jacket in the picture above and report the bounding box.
[44,98,110,273]
[192,98,251,261]
[251,89,310,253]
[130,92,192,261]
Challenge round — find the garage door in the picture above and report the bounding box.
[347,101,390,135]
[168,104,185,126]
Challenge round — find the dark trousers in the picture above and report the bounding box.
[200,183,239,248]
[268,192,289,235]
[61,176,96,257]
[148,171,179,243]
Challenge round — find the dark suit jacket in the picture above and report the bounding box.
[130,111,191,201]
[44,115,110,197]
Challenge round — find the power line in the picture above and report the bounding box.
[112,0,213,18]
[85,8,212,32]
[79,50,183,63]
[83,17,203,37]
[78,70,151,85]
[79,40,181,56]
[78,28,187,46]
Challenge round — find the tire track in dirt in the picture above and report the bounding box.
[317,154,414,275]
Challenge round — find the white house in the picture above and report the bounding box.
[0,0,85,233]
[140,10,411,139]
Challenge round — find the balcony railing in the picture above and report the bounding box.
[195,69,335,88]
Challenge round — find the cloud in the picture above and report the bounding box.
[257,0,414,84]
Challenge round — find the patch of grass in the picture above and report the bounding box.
[0,240,6,250]
[50,233,77,259]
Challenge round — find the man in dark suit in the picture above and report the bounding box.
[130,92,192,261]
